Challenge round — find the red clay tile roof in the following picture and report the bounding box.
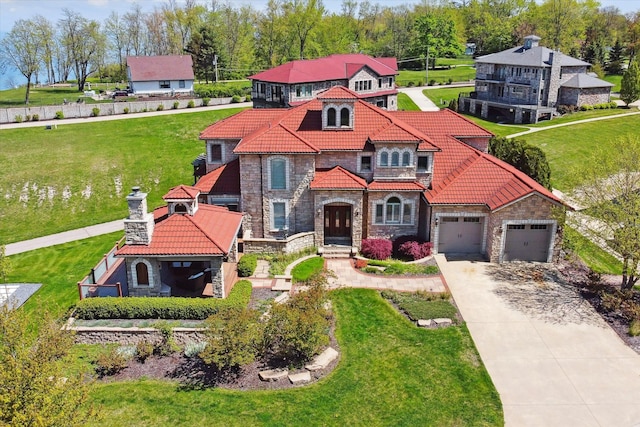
[194,159,240,195]
[249,54,397,84]
[370,123,422,143]
[163,185,200,200]
[310,166,367,190]
[117,205,243,256]
[199,109,287,140]
[127,55,194,81]
[368,181,426,191]
[317,85,360,100]
[357,88,398,98]
[234,122,320,154]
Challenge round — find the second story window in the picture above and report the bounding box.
[380,152,388,166]
[257,82,266,95]
[402,151,411,166]
[270,157,287,190]
[340,108,350,126]
[391,152,399,166]
[417,155,431,172]
[360,156,372,172]
[209,144,222,162]
[159,80,170,89]
[295,84,312,97]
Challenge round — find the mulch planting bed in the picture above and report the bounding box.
[97,287,340,390]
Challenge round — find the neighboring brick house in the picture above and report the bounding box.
[126,55,195,96]
[459,35,613,124]
[249,54,398,110]
[197,85,564,263]
[115,185,243,298]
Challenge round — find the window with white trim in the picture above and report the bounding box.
[402,151,411,166]
[391,152,399,166]
[417,155,431,172]
[373,196,414,225]
[378,148,413,168]
[132,259,154,288]
[271,200,288,230]
[269,157,288,190]
[380,152,388,167]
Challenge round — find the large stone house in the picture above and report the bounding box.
[196,85,564,263]
[249,54,398,110]
[126,55,195,96]
[115,185,243,297]
[459,35,613,123]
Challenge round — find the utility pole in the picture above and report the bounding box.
[213,54,219,82]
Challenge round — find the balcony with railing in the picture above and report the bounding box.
[77,238,127,299]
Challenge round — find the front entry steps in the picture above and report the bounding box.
[319,245,357,259]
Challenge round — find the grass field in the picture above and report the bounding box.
[86,288,502,426]
[0,108,245,244]
[397,92,420,111]
[422,86,469,107]
[522,115,640,190]
[397,67,475,86]
[564,227,623,275]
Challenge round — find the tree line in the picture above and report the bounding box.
[1,0,639,103]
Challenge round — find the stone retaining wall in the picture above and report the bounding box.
[0,97,234,123]
[71,326,205,346]
[243,231,315,254]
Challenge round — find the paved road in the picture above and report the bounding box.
[437,255,640,427]
[398,82,474,112]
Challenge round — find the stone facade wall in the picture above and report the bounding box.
[126,257,163,297]
[313,191,364,248]
[243,232,315,254]
[204,139,240,173]
[367,191,422,242]
[546,54,562,107]
[239,155,265,237]
[486,194,561,262]
[72,327,205,346]
[559,87,611,107]
[0,97,232,124]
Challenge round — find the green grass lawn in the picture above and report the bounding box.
[397,67,475,86]
[397,92,420,111]
[5,232,122,327]
[422,86,469,107]
[564,227,623,275]
[522,115,640,190]
[527,107,633,128]
[463,116,528,137]
[603,74,622,93]
[86,289,502,426]
[0,108,245,244]
[0,86,109,107]
[291,256,325,282]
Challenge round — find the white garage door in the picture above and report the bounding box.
[503,224,552,262]
[438,216,483,253]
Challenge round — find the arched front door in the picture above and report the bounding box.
[324,205,352,245]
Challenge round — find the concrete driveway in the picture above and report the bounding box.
[436,254,640,427]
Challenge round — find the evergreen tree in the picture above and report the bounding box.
[620,58,640,106]
[607,39,625,74]
[488,137,552,190]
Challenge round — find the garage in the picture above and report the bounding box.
[503,223,553,262]
[438,216,484,253]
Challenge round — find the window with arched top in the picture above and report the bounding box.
[402,151,411,166]
[380,152,388,167]
[270,157,288,190]
[174,204,187,214]
[340,108,350,126]
[327,107,336,126]
[373,195,414,225]
[391,152,399,166]
[386,197,401,223]
[136,262,149,286]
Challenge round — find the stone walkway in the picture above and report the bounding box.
[248,259,272,288]
[325,259,446,293]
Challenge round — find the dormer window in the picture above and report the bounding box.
[174,204,188,214]
[327,108,336,126]
[340,108,350,126]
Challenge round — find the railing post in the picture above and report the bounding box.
[90,268,95,284]
[116,282,122,297]
[77,282,83,300]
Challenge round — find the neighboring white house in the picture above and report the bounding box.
[126,55,195,96]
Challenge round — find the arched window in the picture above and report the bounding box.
[136,262,149,286]
[391,151,399,166]
[380,152,388,167]
[386,197,401,223]
[174,204,187,214]
[327,107,336,126]
[402,151,411,166]
[340,108,350,126]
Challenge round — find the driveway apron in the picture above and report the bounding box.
[435,255,640,427]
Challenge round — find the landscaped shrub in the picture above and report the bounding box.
[153,320,179,356]
[14,115,23,123]
[91,107,100,117]
[73,280,252,320]
[398,241,433,261]
[156,104,164,111]
[187,100,195,108]
[429,79,436,86]
[231,95,242,103]
[135,341,154,362]
[557,104,577,115]
[184,341,207,357]
[447,78,453,84]
[25,115,31,122]
[629,319,640,337]
[447,98,458,111]
[31,114,39,121]
[354,259,368,269]
[116,345,137,360]
[407,81,415,87]
[360,239,392,260]
[95,347,128,376]
[238,254,258,277]
[202,97,210,106]
[173,101,179,109]
[123,107,129,114]
[245,94,251,101]
[55,111,64,119]
[200,306,263,369]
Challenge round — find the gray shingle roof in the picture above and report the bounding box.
[476,46,590,68]
[561,74,614,89]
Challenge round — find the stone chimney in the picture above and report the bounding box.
[523,35,541,50]
[124,186,155,245]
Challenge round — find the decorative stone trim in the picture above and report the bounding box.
[131,258,154,288]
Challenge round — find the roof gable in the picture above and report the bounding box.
[163,185,199,200]
[194,159,240,195]
[127,55,194,81]
[249,54,398,84]
[310,166,367,190]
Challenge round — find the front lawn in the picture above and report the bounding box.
[382,290,457,322]
[361,259,439,276]
[291,256,325,282]
[0,108,245,243]
[564,227,623,275]
[397,92,420,111]
[87,289,502,426]
[397,67,476,86]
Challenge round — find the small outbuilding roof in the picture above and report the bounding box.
[561,73,614,89]
[127,55,194,82]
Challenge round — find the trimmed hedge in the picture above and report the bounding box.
[73,280,252,320]
[361,238,392,260]
[237,254,258,277]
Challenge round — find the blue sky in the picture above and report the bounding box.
[1,0,638,34]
